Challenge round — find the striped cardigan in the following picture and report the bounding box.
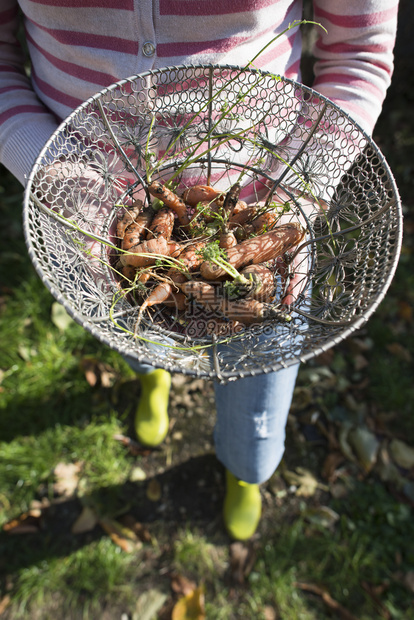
[0,0,399,185]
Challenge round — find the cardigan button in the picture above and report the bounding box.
[142,41,156,57]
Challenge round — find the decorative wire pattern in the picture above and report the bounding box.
[23,65,402,382]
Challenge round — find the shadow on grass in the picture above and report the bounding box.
[0,453,225,576]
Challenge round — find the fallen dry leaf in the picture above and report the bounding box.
[29,497,51,511]
[389,439,414,469]
[321,451,345,482]
[283,468,327,497]
[113,433,151,457]
[347,427,380,473]
[361,581,391,619]
[3,508,42,534]
[133,589,168,620]
[353,353,369,371]
[171,585,205,620]
[376,444,404,486]
[51,302,74,331]
[129,466,147,482]
[387,342,413,364]
[229,542,257,584]
[71,505,98,534]
[316,419,340,451]
[80,357,117,388]
[0,594,11,615]
[53,461,83,497]
[99,516,139,553]
[171,573,198,597]
[303,506,340,530]
[386,342,412,362]
[119,514,152,543]
[338,424,357,463]
[295,582,358,620]
[146,478,162,502]
[263,606,278,620]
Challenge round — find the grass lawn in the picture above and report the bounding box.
[1,25,414,620]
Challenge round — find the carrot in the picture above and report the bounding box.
[188,198,224,230]
[229,205,259,227]
[240,264,275,301]
[138,281,174,314]
[234,209,281,240]
[120,236,170,267]
[148,181,190,227]
[222,297,291,325]
[174,240,207,272]
[121,208,153,252]
[116,199,143,240]
[120,264,138,283]
[137,271,151,284]
[147,206,175,240]
[222,183,241,217]
[160,291,188,311]
[180,280,290,325]
[229,199,248,217]
[136,240,206,314]
[182,185,222,207]
[167,240,182,257]
[163,241,207,290]
[200,222,305,280]
[219,230,237,249]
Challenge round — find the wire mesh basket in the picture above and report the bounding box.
[23,65,402,382]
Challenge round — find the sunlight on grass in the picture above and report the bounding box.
[174,527,228,578]
[0,416,132,525]
[9,538,135,619]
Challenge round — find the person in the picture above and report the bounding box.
[0,0,399,540]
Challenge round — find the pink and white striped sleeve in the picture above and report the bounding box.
[0,0,58,186]
[311,0,399,135]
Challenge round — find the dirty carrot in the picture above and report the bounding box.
[229,199,248,217]
[138,280,174,315]
[188,198,223,226]
[182,184,223,207]
[239,264,275,301]
[120,264,138,283]
[219,230,237,249]
[121,208,154,252]
[180,280,290,325]
[235,210,281,239]
[163,241,207,289]
[229,204,259,227]
[116,199,143,240]
[136,240,207,314]
[148,180,190,227]
[167,240,182,257]
[200,222,305,280]
[137,271,152,284]
[160,291,188,311]
[147,206,175,240]
[174,240,207,272]
[222,182,241,217]
[120,236,170,267]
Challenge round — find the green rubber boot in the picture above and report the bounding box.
[135,369,171,447]
[223,469,262,540]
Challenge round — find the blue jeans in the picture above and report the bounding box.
[125,356,299,484]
